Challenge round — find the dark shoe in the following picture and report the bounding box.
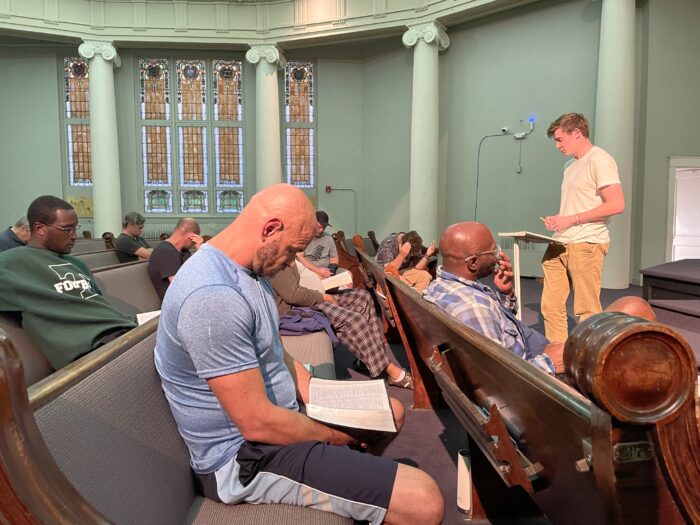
[352,358,369,374]
[387,371,413,390]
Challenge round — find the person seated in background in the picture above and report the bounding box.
[424,222,657,377]
[270,261,414,389]
[147,218,203,301]
[154,183,443,524]
[375,230,435,292]
[296,210,341,278]
[115,212,152,263]
[424,221,560,374]
[0,216,31,252]
[0,196,137,369]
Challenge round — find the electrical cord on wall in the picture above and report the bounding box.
[474,132,510,220]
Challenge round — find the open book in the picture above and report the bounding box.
[305,378,397,435]
[321,270,353,291]
[136,310,160,325]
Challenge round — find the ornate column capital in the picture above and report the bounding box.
[402,21,450,51]
[79,40,121,68]
[245,45,286,68]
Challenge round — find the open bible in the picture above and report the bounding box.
[305,378,397,440]
[321,270,353,291]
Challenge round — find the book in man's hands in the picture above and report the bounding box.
[321,270,353,291]
[306,378,397,439]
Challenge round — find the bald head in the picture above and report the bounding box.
[210,184,317,276]
[439,222,497,280]
[605,296,657,322]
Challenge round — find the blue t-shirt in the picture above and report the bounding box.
[154,244,298,474]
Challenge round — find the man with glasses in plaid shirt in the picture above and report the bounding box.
[423,221,563,374]
[0,195,136,370]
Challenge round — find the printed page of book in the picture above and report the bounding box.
[321,271,353,291]
[306,378,397,432]
[136,310,160,325]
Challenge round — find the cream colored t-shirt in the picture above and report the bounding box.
[554,146,620,244]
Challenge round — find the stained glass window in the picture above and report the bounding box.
[145,189,173,214]
[213,60,242,121]
[284,62,315,188]
[64,58,89,118]
[178,127,207,186]
[142,126,172,186]
[217,190,244,213]
[64,58,92,187]
[285,128,314,188]
[67,124,92,186]
[139,59,170,120]
[285,62,314,123]
[177,60,206,120]
[181,190,208,214]
[215,127,243,186]
[138,57,245,216]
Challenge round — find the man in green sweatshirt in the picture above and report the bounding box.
[0,195,137,369]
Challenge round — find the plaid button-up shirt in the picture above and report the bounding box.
[423,267,554,374]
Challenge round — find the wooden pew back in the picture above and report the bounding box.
[383,272,700,524]
[72,238,109,254]
[76,249,121,270]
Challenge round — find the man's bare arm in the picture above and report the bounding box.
[208,368,355,446]
[134,247,153,260]
[544,183,624,232]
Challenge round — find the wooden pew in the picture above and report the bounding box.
[0,322,351,525]
[72,238,110,255]
[331,231,365,289]
[353,245,442,410]
[76,249,121,270]
[367,230,380,252]
[383,272,700,524]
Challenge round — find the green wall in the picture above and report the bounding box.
[636,0,700,274]
[0,47,64,227]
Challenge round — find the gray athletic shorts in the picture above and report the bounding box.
[196,440,398,524]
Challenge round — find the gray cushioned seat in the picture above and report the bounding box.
[281,331,336,379]
[76,249,121,269]
[93,261,162,314]
[30,331,352,525]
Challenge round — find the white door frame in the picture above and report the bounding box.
[666,156,700,261]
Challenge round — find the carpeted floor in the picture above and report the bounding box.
[333,278,644,524]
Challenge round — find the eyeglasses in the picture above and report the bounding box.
[38,222,81,234]
[465,244,502,262]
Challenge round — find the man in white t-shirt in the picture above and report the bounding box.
[541,113,625,343]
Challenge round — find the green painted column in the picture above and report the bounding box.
[78,40,123,237]
[246,45,285,191]
[595,0,635,288]
[402,22,449,244]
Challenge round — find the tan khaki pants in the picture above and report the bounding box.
[541,242,608,343]
[400,268,432,293]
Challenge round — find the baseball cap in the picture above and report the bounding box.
[316,211,332,227]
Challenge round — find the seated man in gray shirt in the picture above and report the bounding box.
[296,211,340,278]
[115,212,152,263]
[154,184,443,524]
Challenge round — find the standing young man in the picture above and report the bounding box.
[541,113,625,343]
